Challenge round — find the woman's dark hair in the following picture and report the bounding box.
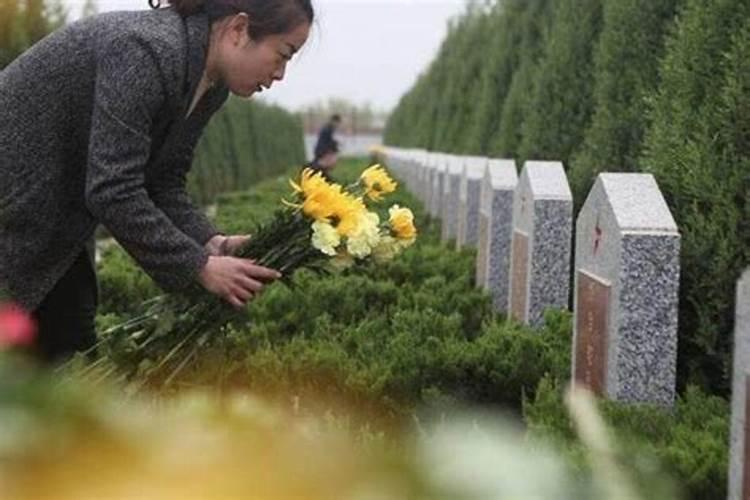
[155,0,314,41]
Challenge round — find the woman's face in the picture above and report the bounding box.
[213,14,310,98]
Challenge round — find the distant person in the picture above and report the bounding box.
[305,141,339,182]
[313,114,341,164]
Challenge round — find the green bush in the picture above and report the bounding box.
[96,245,160,316]
[524,378,729,500]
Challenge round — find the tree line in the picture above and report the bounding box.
[384,0,750,397]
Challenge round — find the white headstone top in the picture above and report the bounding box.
[598,174,677,232]
[525,161,573,201]
[409,149,426,164]
[436,153,449,172]
[465,156,488,180]
[447,155,465,176]
[487,159,517,188]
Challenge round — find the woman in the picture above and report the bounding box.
[0,0,313,361]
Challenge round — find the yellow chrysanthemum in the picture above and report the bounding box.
[311,221,341,256]
[360,164,397,202]
[346,211,381,259]
[290,169,365,230]
[389,205,417,241]
[332,195,368,237]
[302,183,344,222]
[290,168,329,197]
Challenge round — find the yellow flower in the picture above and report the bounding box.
[331,195,367,237]
[290,168,329,197]
[346,211,381,259]
[360,164,397,202]
[290,169,366,231]
[311,221,340,256]
[287,169,337,221]
[389,205,417,241]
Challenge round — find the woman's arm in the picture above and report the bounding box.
[147,87,228,248]
[85,33,209,291]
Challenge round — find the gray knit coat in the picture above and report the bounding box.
[0,8,230,310]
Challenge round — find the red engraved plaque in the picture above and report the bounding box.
[744,375,750,500]
[509,230,529,322]
[476,213,489,288]
[574,270,610,396]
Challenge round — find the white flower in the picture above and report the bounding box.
[311,221,340,256]
[346,212,381,259]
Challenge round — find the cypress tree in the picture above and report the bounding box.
[517,0,604,165]
[450,9,496,154]
[568,0,682,204]
[431,9,485,152]
[641,0,750,394]
[489,0,554,158]
[461,0,527,155]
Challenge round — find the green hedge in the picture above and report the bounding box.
[189,96,306,205]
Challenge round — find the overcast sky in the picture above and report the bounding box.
[61,0,468,112]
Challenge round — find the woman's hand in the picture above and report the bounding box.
[205,234,252,256]
[197,256,281,308]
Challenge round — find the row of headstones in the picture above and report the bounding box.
[379,147,680,409]
[378,147,750,499]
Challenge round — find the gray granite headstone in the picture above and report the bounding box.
[424,153,439,216]
[384,148,405,178]
[456,156,487,250]
[401,149,417,194]
[508,161,572,327]
[477,159,518,313]
[572,173,679,407]
[729,269,750,500]
[394,149,409,189]
[413,150,428,203]
[430,154,448,219]
[421,152,435,207]
[441,155,465,243]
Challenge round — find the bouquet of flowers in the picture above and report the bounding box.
[73,165,417,389]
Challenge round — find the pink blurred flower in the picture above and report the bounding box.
[0,303,36,348]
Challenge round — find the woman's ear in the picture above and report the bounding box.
[227,13,250,45]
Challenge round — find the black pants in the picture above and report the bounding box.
[32,249,98,363]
